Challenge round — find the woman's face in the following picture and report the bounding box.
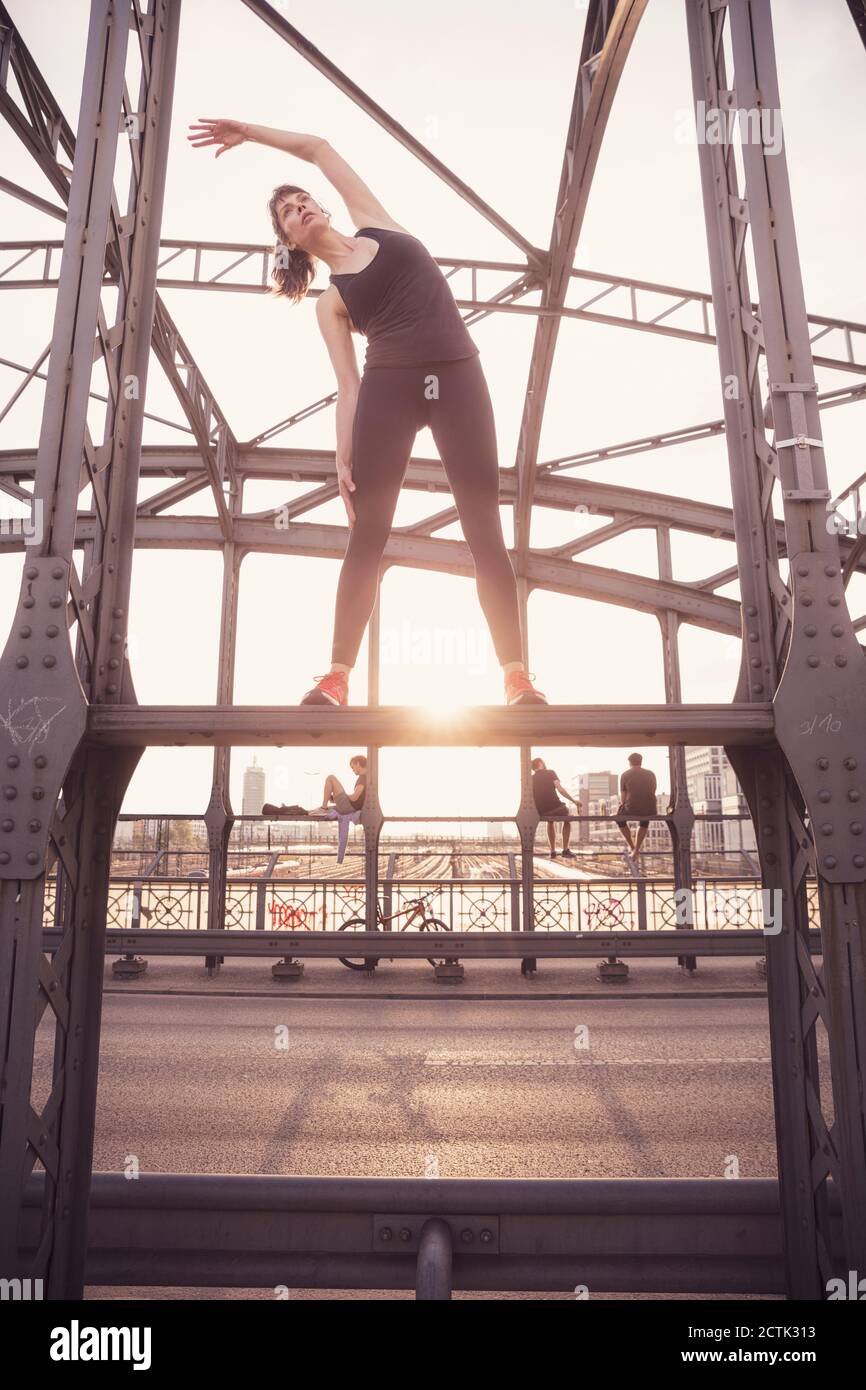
[276,191,325,248]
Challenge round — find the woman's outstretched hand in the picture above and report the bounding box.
[337,456,356,528]
[187,118,248,158]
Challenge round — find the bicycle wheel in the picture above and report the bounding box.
[337,917,379,972]
[421,916,453,968]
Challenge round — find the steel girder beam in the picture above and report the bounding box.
[515,0,666,576]
[687,0,866,1298]
[85,702,773,748]
[4,240,865,483]
[18,1172,843,1297]
[41,926,816,959]
[7,234,866,375]
[0,0,181,1301]
[538,381,866,473]
[149,297,237,536]
[7,444,866,585]
[7,236,866,374]
[64,513,745,632]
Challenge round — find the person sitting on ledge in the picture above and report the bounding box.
[530,757,581,859]
[308,754,367,817]
[615,752,657,862]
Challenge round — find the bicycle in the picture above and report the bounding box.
[337,889,453,971]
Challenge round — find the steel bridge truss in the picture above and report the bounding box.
[0,0,864,1299]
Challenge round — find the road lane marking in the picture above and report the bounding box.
[422,1054,774,1067]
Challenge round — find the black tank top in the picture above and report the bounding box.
[329,226,480,370]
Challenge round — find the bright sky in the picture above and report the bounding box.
[1,0,864,819]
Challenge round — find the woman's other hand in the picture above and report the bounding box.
[337,455,356,528]
[187,118,248,158]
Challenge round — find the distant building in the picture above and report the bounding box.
[576,772,618,844]
[686,746,756,854]
[242,756,266,817]
[646,795,672,852]
[721,756,758,856]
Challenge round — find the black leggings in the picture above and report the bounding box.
[331,354,524,667]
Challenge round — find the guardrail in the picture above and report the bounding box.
[41,874,819,935]
[19,1172,844,1296]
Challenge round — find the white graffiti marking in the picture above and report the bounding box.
[0,696,67,753]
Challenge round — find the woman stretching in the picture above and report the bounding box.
[188,119,548,707]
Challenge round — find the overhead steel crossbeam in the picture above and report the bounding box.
[4,450,865,602]
[61,513,747,633]
[5,234,866,374]
[86,701,774,748]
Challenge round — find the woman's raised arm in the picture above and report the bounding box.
[187,118,326,162]
[313,142,407,232]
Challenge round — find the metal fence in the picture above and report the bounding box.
[42,871,820,935]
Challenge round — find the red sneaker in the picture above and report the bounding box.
[504,669,548,705]
[300,671,349,706]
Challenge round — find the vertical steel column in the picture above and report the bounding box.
[726,0,866,1272]
[363,567,384,934]
[0,0,181,1298]
[514,574,538,973]
[656,527,696,967]
[685,0,863,1292]
[415,1218,453,1300]
[204,534,243,932]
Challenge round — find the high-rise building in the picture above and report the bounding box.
[720,755,758,857]
[242,756,266,817]
[685,746,756,854]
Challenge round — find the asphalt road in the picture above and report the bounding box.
[73,993,825,1180]
[36,992,825,1299]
